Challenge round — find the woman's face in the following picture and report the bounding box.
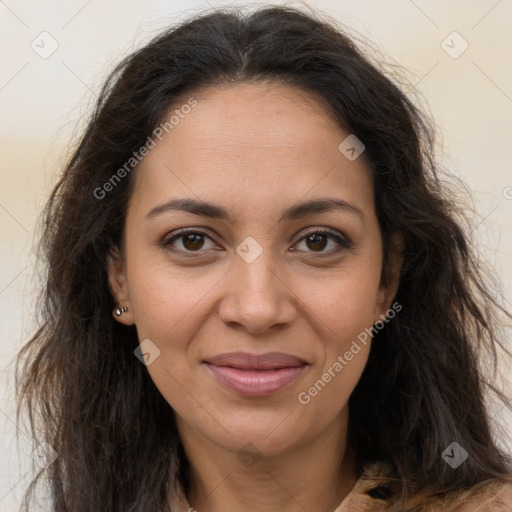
[108,81,400,457]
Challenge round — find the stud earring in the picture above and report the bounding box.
[114,305,128,316]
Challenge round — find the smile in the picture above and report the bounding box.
[202,351,308,397]
[204,364,307,397]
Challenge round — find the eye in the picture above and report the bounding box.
[293,228,351,254]
[161,228,217,253]
[161,227,351,256]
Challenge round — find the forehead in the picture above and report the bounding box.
[130,81,374,219]
[164,80,341,151]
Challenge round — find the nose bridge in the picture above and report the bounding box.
[238,243,277,292]
[218,235,294,332]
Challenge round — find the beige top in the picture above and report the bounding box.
[167,461,512,511]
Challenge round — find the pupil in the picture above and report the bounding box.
[307,233,327,251]
[183,234,204,250]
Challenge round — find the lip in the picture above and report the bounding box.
[203,351,308,397]
[204,351,307,370]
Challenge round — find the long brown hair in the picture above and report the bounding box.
[16,5,512,511]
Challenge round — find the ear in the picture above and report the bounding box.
[374,232,403,322]
[107,245,135,326]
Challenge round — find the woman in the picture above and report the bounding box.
[16,5,512,511]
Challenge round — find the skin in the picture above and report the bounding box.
[108,81,402,512]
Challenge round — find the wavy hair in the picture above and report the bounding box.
[16,4,512,511]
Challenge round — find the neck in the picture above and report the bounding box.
[177,412,358,512]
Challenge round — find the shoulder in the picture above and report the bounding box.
[405,477,512,512]
[454,480,512,511]
[408,478,512,512]
[345,462,512,512]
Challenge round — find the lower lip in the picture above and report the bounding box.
[204,363,307,397]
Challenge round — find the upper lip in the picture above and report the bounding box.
[204,351,307,370]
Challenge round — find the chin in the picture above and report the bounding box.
[216,430,297,459]
[204,410,306,456]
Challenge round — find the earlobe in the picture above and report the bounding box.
[107,246,134,325]
[112,304,133,325]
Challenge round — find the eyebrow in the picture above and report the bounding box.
[146,197,365,225]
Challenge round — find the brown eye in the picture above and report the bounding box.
[181,233,206,251]
[305,233,328,251]
[161,227,350,256]
[294,229,351,254]
[162,229,216,253]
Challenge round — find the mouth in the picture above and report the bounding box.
[202,351,308,397]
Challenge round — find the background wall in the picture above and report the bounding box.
[1,0,511,510]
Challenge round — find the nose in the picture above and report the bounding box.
[217,248,297,334]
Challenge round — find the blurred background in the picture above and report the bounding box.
[1,0,511,510]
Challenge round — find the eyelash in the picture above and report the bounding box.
[160,227,352,256]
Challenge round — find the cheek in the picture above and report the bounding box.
[295,299,373,422]
[125,248,221,339]
[124,255,224,413]
[296,255,381,391]
[297,285,375,410]
[126,270,204,416]
[303,258,382,341]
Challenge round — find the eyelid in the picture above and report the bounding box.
[296,227,352,249]
[161,227,215,248]
[160,226,352,254]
